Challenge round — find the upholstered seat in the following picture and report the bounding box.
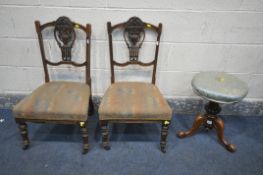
[192,72,248,103]
[13,81,90,121]
[99,82,172,121]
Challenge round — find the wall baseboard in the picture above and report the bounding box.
[1,94,262,116]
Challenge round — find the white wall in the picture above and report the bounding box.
[0,0,263,100]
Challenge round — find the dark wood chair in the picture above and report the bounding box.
[12,16,93,154]
[99,17,172,153]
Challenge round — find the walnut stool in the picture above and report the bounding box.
[177,72,248,152]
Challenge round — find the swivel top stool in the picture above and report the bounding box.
[177,71,248,152]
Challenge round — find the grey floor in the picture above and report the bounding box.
[0,108,263,175]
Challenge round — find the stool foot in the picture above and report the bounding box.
[177,114,206,138]
[213,117,236,152]
[225,144,236,152]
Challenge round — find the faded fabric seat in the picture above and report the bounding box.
[13,81,90,121]
[99,82,172,121]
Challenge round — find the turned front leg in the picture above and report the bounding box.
[160,120,170,153]
[100,121,110,150]
[80,122,89,154]
[17,121,30,150]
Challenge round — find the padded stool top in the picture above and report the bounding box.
[192,72,248,104]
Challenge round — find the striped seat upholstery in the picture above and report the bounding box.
[99,82,172,121]
[13,81,90,121]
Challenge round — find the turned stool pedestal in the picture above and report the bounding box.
[177,72,248,152]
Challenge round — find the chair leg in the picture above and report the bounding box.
[160,121,170,153]
[80,122,89,154]
[17,121,30,150]
[100,121,110,150]
[213,117,236,152]
[88,97,94,116]
[177,113,206,138]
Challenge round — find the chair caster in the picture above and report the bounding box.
[22,143,29,150]
[22,140,30,150]
[82,149,89,154]
[161,147,166,153]
[103,145,111,150]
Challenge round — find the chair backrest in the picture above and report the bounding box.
[107,16,162,84]
[35,16,91,87]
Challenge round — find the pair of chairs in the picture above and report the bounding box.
[12,16,172,154]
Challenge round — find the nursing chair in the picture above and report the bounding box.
[99,17,172,153]
[12,16,93,154]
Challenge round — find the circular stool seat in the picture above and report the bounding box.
[192,72,248,104]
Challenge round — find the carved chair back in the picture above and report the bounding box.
[35,16,91,87]
[107,17,162,84]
